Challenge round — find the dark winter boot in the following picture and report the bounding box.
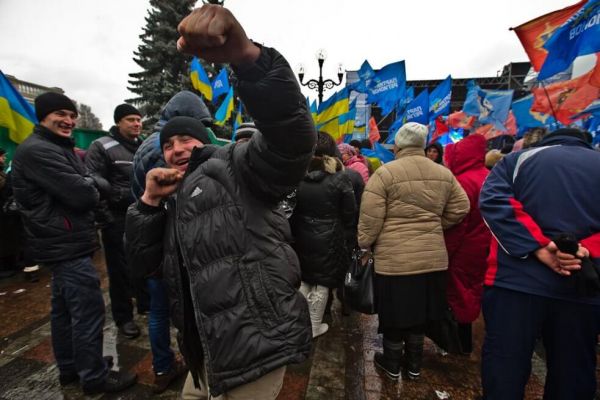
[404,334,424,380]
[374,338,403,381]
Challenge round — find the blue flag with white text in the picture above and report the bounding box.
[368,61,406,115]
[538,0,600,80]
[349,60,378,93]
[211,68,230,102]
[429,75,452,120]
[385,89,429,144]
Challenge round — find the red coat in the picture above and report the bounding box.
[444,134,491,323]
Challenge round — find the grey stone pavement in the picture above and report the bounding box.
[0,250,579,400]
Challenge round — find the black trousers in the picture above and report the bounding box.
[101,216,134,325]
[481,286,599,400]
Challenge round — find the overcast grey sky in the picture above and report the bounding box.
[0,0,578,129]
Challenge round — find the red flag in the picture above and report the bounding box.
[504,111,517,136]
[447,111,475,129]
[590,53,600,88]
[531,71,600,125]
[511,0,586,71]
[368,117,380,144]
[430,116,449,143]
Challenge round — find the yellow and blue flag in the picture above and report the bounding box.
[231,102,243,140]
[0,71,37,144]
[190,57,213,102]
[539,0,600,80]
[211,68,230,103]
[310,99,318,123]
[316,107,356,142]
[317,87,349,124]
[214,87,234,126]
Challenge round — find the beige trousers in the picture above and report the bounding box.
[181,365,286,400]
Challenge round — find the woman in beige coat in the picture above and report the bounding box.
[357,122,469,381]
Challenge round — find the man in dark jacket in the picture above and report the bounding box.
[125,5,313,398]
[86,104,144,339]
[11,92,136,394]
[479,128,600,400]
[129,90,210,394]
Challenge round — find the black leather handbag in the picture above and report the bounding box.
[344,249,377,315]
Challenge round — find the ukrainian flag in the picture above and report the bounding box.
[190,57,213,102]
[317,87,349,124]
[310,99,318,123]
[316,107,356,142]
[338,107,356,137]
[231,102,243,140]
[214,87,234,126]
[0,71,37,144]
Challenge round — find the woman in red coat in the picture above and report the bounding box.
[443,134,491,354]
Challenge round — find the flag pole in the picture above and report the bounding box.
[540,81,559,125]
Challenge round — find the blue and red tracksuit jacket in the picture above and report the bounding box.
[479,134,600,305]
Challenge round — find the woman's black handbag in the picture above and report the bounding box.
[344,249,377,314]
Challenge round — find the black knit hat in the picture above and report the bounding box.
[160,116,210,149]
[35,92,78,122]
[114,103,142,123]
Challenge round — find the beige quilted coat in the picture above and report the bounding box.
[357,147,469,276]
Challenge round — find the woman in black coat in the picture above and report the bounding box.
[290,132,356,337]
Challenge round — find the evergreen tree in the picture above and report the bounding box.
[129,0,250,138]
[75,102,103,130]
[128,0,204,129]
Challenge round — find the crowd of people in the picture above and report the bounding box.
[1,4,600,400]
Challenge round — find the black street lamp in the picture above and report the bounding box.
[297,49,344,106]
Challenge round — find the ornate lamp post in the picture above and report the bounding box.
[297,49,344,106]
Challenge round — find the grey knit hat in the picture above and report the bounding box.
[395,122,429,149]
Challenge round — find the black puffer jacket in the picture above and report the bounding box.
[86,127,141,213]
[290,156,357,288]
[125,45,314,397]
[11,126,99,263]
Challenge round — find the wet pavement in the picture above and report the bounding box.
[0,251,563,399]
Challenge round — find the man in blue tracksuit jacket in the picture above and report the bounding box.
[479,128,600,400]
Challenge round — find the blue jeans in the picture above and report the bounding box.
[148,278,174,373]
[50,256,108,386]
[481,286,599,400]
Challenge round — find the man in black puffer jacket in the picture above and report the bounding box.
[11,93,137,394]
[86,104,144,339]
[125,5,313,399]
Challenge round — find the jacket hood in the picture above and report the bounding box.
[446,134,487,176]
[306,155,342,181]
[538,130,593,149]
[153,90,212,133]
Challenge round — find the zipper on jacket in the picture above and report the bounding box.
[173,190,214,387]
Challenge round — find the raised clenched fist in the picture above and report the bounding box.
[177,4,260,65]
